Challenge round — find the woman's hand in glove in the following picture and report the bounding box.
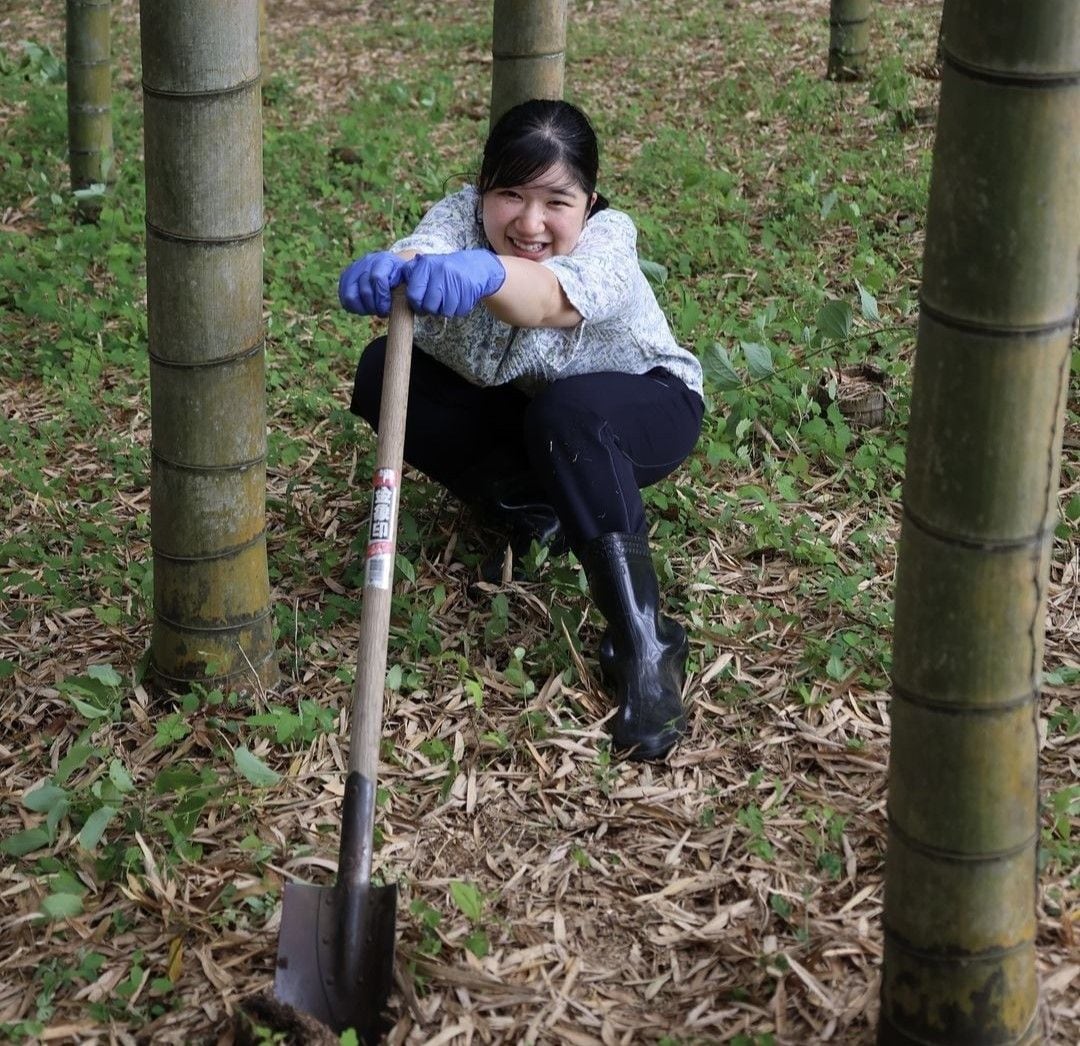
[403,250,507,318]
[338,251,409,317]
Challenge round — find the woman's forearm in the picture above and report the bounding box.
[483,257,583,329]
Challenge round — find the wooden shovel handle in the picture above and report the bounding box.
[348,287,414,781]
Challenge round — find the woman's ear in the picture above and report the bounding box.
[588,191,598,217]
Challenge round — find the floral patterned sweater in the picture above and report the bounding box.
[389,186,703,397]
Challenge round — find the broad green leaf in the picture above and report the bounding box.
[154,766,208,793]
[23,782,69,813]
[702,343,742,391]
[274,713,301,743]
[92,606,123,626]
[56,744,94,785]
[78,805,118,850]
[234,746,281,787]
[816,300,853,341]
[46,798,70,838]
[464,930,489,958]
[774,474,799,502]
[154,713,191,748]
[0,826,51,857]
[60,676,111,700]
[0,659,15,679]
[1065,495,1080,522]
[639,258,668,285]
[856,280,880,322]
[109,759,135,794]
[246,711,283,730]
[385,664,403,691]
[68,694,111,720]
[449,880,484,923]
[40,893,83,919]
[741,341,773,380]
[387,552,412,583]
[73,184,107,203]
[87,663,123,688]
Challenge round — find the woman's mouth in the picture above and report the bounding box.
[509,237,549,257]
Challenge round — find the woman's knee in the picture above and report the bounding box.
[525,380,601,444]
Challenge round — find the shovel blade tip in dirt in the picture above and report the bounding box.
[275,879,398,1043]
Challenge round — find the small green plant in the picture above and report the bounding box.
[153,712,191,749]
[58,663,125,727]
[869,55,916,128]
[484,591,510,641]
[236,1013,289,1045]
[410,897,443,957]
[449,880,489,958]
[593,741,617,795]
[804,806,849,880]
[246,699,337,745]
[736,802,775,862]
[503,645,535,699]
[15,40,65,84]
[2,735,136,866]
[1040,786,1080,886]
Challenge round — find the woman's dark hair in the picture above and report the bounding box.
[477,99,608,214]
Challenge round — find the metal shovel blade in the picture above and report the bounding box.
[275,877,397,1042]
[275,771,397,1041]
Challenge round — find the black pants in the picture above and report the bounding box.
[350,336,704,551]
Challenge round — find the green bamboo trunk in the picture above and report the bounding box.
[827,0,871,81]
[880,1,1080,1043]
[490,0,567,127]
[66,0,112,191]
[140,0,278,691]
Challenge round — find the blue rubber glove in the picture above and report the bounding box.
[403,250,507,318]
[338,251,408,317]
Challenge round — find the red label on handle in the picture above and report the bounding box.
[365,468,398,590]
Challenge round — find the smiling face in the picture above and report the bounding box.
[481,162,596,263]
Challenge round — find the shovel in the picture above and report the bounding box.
[274,288,414,1042]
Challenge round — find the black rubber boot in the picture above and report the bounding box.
[477,490,567,583]
[452,458,568,582]
[580,532,689,761]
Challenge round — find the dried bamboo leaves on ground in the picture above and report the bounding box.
[4,372,1078,1043]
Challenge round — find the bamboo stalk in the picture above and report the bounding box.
[490,0,567,127]
[827,0,870,81]
[140,0,278,691]
[66,0,112,194]
[880,1,1080,1042]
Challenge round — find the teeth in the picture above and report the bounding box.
[512,239,546,253]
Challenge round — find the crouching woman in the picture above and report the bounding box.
[340,99,704,760]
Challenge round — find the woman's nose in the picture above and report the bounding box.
[516,202,545,233]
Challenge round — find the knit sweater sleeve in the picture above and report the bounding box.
[541,210,639,323]
[389,188,481,255]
